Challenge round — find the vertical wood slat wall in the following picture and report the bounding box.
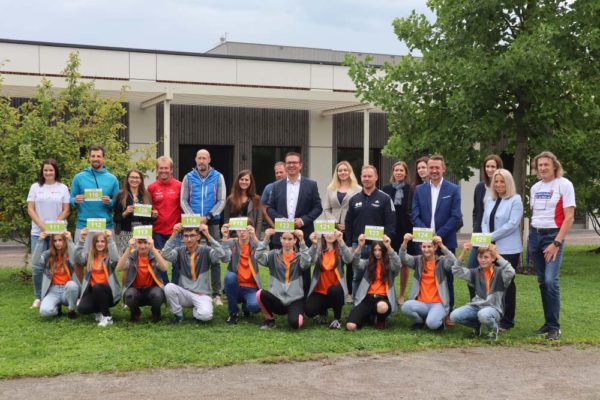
[157,105,309,178]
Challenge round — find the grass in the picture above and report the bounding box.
[1,246,599,378]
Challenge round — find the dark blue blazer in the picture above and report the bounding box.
[411,179,462,249]
[266,176,323,246]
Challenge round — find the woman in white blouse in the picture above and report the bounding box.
[27,159,70,308]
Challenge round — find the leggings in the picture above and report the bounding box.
[78,284,114,317]
[305,284,344,320]
[347,294,391,328]
[257,289,305,329]
[124,286,165,318]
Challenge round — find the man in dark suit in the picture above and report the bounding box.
[266,152,323,294]
[411,154,462,315]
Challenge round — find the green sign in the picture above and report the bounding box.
[364,225,384,241]
[87,218,106,232]
[133,225,153,239]
[314,219,336,234]
[181,214,201,228]
[84,188,102,201]
[44,221,66,234]
[275,218,295,233]
[412,227,434,243]
[134,204,153,218]
[229,217,248,231]
[471,233,492,248]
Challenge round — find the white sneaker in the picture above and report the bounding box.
[31,299,41,308]
[95,313,103,322]
[213,295,224,306]
[98,316,113,327]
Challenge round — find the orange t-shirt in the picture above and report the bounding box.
[132,255,154,289]
[51,256,70,285]
[315,249,339,295]
[282,252,296,285]
[417,259,442,303]
[90,255,108,286]
[482,266,494,296]
[237,244,257,289]
[368,260,388,296]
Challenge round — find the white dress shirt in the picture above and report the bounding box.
[286,175,302,220]
[430,178,444,233]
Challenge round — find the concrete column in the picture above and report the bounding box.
[308,110,334,197]
[163,99,171,158]
[363,109,370,165]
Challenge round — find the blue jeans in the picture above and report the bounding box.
[153,232,181,285]
[529,228,563,329]
[40,282,79,317]
[224,272,260,315]
[31,235,48,300]
[351,243,372,305]
[401,300,446,329]
[451,304,499,331]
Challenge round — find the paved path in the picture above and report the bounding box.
[1,346,599,400]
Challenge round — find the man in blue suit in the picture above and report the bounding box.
[411,155,462,315]
[266,152,323,295]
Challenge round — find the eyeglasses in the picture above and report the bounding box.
[128,176,141,180]
[182,234,198,239]
[286,161,300,165]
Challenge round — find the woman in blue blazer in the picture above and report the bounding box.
[481,169,523,331]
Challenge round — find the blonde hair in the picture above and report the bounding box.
[156,156,174,169]
[491,169,517,199]
[328,161,360,191]
[532,151,564,178]
[389,161,411,184]
[86,232,108,272]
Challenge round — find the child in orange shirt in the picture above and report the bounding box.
[306,230,353,329]
[400,234,456,330]
[346,234,400,330]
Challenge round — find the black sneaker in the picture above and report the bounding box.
[473,323,482,337]
[547,329,561,341]
[260,319,275,330]
[171,314,184,324]
[410,322,425,331]
[67,310,77,320]
[226,313,239,324]
[535,324,550,335]
[318,315,329,325]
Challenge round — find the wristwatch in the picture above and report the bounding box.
[553,240,562,248]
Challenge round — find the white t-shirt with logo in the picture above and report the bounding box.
[530,177,576,229]
[26,182,70,236]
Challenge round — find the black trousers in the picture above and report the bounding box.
[347,294,391,328]
[305,284,344,320]
[259,290,305,329]
[78,284,114,317]
[500,253,519,328]
[124,286,165,318]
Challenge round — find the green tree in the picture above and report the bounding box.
[0,52,156,250]
[346,0,600,210]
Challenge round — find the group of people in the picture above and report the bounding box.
[27,145,575,340]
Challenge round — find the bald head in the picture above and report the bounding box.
[195,149,211,175]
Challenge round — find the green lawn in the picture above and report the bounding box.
[1,246,598,378]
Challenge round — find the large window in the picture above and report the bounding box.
[252,146,301,194]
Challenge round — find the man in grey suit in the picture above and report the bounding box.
[266,152,323,295]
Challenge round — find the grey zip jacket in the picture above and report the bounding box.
[307,240,353,297]
[452,256,515,315]
[255,239,311,305]
[74,238,121,304]
[399,246,456,314]
[162,237,228,295]
[33,239,80,299]
[352,250,401,313]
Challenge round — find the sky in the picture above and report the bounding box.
[0,0,433,56]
